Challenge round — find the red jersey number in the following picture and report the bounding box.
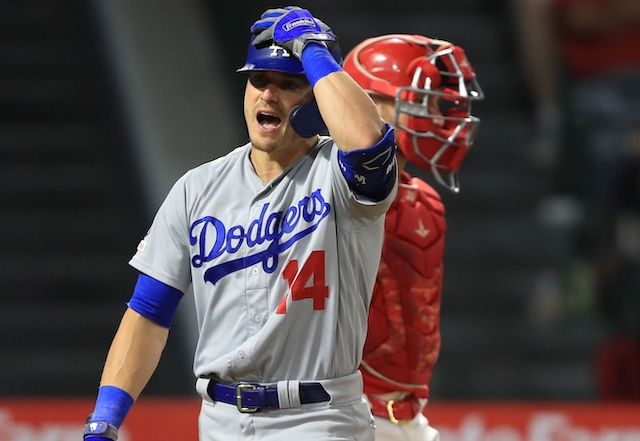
[276,250,329,314]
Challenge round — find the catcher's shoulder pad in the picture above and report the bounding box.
[410,176,445,216]
[387,176,446,248]
[382,174,446,281]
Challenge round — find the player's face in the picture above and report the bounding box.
[244,71,315,154]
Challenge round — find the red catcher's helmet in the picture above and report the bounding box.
[343,34,484,192]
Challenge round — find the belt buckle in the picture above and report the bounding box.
[236,384,258,413]
[386,399,400,424]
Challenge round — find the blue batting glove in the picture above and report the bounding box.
[250,7,336,59]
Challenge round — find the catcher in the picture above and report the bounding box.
[343,34,484,441]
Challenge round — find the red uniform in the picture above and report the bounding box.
[361,170,445,420]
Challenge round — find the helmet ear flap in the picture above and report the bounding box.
[288,100,328,138]
[406,57,441,89]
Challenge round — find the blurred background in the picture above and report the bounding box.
[1,0,640,409]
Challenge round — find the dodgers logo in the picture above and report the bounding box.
[269,44,291,58]
[189,189,331,285]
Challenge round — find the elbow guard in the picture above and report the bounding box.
[338,124,397,201]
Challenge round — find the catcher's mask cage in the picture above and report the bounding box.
[343,34,484,193]
[237,35,342,138]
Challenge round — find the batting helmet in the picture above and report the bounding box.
[237,35,306,74]
[343,34,484,192]
[237,34,343,74]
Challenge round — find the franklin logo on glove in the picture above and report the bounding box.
[283,18,316,32]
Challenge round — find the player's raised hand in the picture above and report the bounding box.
[250,6,337,59]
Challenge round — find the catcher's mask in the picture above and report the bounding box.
[237,35,342,138]
[343,34,484,192]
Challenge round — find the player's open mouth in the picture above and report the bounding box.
[257,111,281,131]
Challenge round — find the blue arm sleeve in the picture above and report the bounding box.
[127,274,183,328]
[338,123,397,201]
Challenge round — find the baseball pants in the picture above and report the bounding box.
[197,372,375,441]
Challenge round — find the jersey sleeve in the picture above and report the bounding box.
[129,173,193,293]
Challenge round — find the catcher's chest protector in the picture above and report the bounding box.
[363,172,446,394]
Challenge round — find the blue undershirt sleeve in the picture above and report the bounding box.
[127,273,183,329]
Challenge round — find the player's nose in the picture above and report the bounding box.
[260,84,280,104]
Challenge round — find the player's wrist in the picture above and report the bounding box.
[88,385,134,429]
[301,43,342,88]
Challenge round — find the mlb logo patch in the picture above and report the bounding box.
[137,240,147,252]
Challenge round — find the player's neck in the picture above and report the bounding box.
[250,139,317,183]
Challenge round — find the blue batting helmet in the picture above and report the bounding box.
[236,35,342,74]
[237,36,305,74]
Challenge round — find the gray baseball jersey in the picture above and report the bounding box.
[129,137,395,383]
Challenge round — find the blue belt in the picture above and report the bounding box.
[208,381,330,413]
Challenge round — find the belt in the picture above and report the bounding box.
[207,381,330,413]
[368,395,421,423]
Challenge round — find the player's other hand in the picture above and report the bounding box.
[250,6,337,59]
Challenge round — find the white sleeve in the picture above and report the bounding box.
[129,173,193,293]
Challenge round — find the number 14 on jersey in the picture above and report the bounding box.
[275,250,329,314]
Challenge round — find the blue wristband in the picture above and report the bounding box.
[301,43,342,88]
[90,385,134,429]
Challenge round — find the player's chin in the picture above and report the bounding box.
[249,134,279,153]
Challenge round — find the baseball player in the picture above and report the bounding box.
[82,7,398,441]
[342,34,484,441]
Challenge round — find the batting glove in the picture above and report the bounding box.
[250,6,337,60]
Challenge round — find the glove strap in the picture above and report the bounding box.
[83,421,119,441]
